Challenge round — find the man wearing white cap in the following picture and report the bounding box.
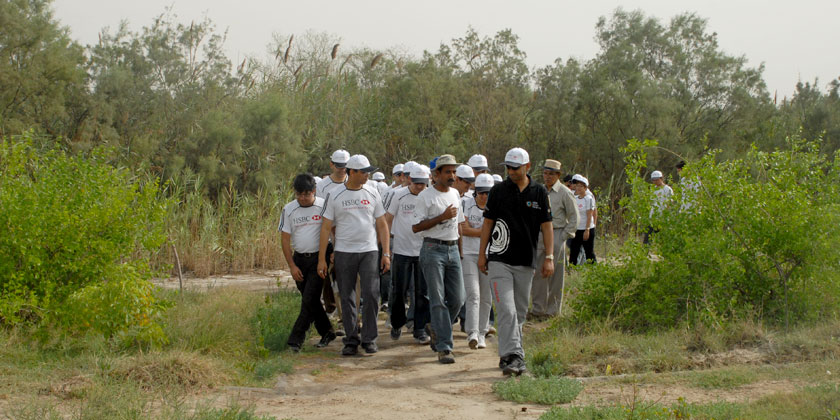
[316,149,350,199]
[385,164,432,343]
[644,170,674,244]
[570,174,597,265]
[492,174,503,185]
[460,173,495,349]
[455,164,475,198]
[530,159,579,320]
[389,164,404,188]
[317,154,390,356]
[478,147,554,376]
[412,154,465,364]
[467,154,489,175]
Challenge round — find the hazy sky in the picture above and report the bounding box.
[53,0,839,98]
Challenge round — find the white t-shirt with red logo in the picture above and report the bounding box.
[575,192,597,230]
[387,187,423,257]
[414,186,464,241]
[316,176,346,199]
[322,184,385,253]
[279,197,325,254]
[460,195,485,255]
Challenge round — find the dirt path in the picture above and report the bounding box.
[156,271,807,419]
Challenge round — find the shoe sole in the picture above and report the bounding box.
[468,339,478,350]
[502,366,522,376]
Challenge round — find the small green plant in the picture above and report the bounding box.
[253,290,301,352]
[492,376,583,405]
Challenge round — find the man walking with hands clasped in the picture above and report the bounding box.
[478,147,554,376]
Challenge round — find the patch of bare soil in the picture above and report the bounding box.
[153,270,295,293]
[575,379,804,407]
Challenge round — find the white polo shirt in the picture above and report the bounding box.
[460,195,485,255]
[278,197,325,254]
[322,184,385,253]
[414,186,464,241]
[316,175,347,199]
[387,187,424,257]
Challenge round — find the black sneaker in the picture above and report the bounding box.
[503,355,526,376]
[425,323,437,352]
[438,350,455,364]
[288,344,302,353]
[341,344,358,356]
[499,355,512,369]
[414,333,430,344]
[390,326,402,340]
[316,331,337,348]
[361,342,378,354]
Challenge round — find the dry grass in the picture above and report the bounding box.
[108,351,232,391]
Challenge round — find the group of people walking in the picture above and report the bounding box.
[279,146,624,376]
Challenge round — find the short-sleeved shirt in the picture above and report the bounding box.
[461,195,485,256]
[575,192,597,230]
[414,186,464,241]
[483,176,552,267]
[651,184,674,216]
[387,187,424,257]
[316,176,347,199]
[322,184,385,253]
[278,197,325,254]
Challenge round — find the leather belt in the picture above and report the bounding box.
[423,238,458,246]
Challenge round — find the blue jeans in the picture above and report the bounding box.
[419,240,464,352]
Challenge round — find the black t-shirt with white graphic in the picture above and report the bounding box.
[483,175,552,268]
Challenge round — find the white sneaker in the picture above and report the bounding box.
[467,333,478,350]
[476,335,486,349]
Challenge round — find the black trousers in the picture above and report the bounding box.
[569,228,597,265]
[390,254,430,337]
[288,252,334,346]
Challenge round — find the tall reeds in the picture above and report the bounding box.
[156,173,291,277]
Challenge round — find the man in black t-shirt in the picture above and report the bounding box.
[478,147,554,376]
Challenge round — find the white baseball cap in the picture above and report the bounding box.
[650,170,663,179]
[403,161,417,177]
[572,174,589,186]
[372,171,385,181]
[467,154,489,171]
[492,174,503,184]
[455,164,475,182]
[474,173,494,193]
[346,154,377,172]
[503,147,530,168]
[410,164,431,183]
[331,149,350,167]
[392,163,404,174]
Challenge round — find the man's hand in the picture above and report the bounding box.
[441,204,457,220]
[478,254,489,275]
[541,257,555,278]
[381,255,391,273]
[317,259,328,279]
[583,228,590,241]
[290,265,304,282]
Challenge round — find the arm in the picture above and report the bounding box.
[583,209,595,241]
[540,221,555,277]
[317,217,333,279]
[562,191,579,239]
[281,232,303,282]
[477,218,495,275]
[412,204,457,233]
[460,221,482,237]
[385,212,394,229]
[376,215,391,273]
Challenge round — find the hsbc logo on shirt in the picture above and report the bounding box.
[293,215,321,225]
[312,215,321,221]
[361,199,370,205]
[341,198,371,208]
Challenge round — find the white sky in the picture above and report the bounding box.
[53,0,840,99]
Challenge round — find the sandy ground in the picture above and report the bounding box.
[153,271,805,420]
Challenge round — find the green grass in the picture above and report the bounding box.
[492,376,583,404]
[539,384,840,420]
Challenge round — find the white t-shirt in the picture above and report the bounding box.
[576,192,597,230]
[651,184,674,216]
[376,181,388,197]
[460,195,485,255]
[414,186,464,241]
[316,176,347,199]
[387,188,424,257]
[322,184,385,253]
[278,197,325,254]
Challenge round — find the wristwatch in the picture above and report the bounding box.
[545,254,554,260]
[383,253,391,258]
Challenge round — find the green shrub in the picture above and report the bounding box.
[0,133,171,344]
[492,376,583,405]
[253,290,301,352]
[572,136,840,330]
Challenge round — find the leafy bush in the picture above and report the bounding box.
[253,290,301,352]
[0,133,171,344]
[492,376,583,404]
[571,136,840,330]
